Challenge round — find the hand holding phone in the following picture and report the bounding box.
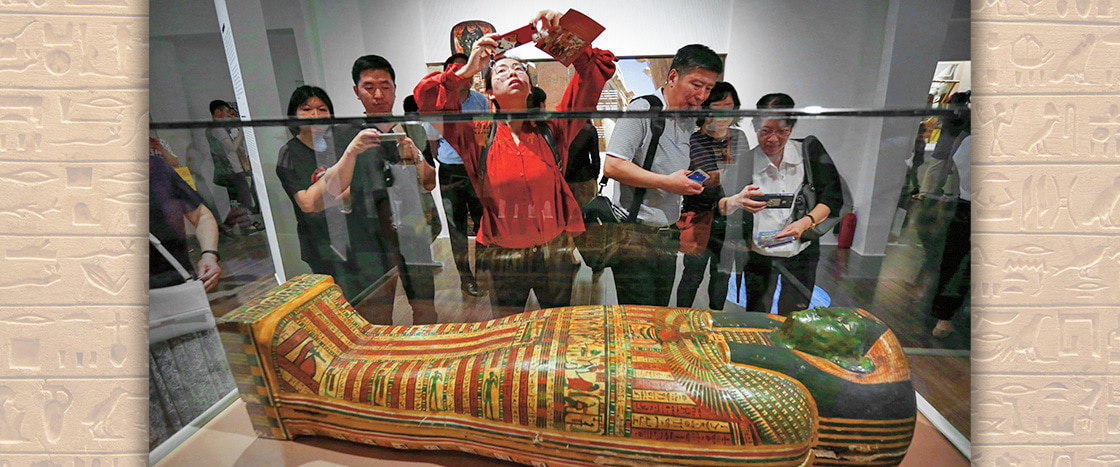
[377,132,406,143]
[686,169,710,184]
[749,193,795,209]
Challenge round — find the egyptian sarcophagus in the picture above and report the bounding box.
[218,275,915,466]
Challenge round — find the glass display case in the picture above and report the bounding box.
[148,1,972,464]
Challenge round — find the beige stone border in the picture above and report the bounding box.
[1,1,1115,464]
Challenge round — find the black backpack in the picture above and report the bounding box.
[591,94,666,223]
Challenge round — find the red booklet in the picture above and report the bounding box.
[535,9,605,66]
[494,9,605,66]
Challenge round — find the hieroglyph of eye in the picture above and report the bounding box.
[1007,244,1055,255]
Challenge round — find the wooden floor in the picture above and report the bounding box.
[193,194,971,441]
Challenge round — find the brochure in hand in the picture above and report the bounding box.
[494,9,605,66]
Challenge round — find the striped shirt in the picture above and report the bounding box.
[681,129,744,213]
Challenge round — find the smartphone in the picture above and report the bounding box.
[687,169,710,184]
[749,193,795,209]
[377,132,406,142]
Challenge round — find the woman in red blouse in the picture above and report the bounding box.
[414,10,616,316]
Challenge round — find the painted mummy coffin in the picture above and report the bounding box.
[218,274,915,466]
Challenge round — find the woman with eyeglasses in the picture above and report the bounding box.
[414,10,616,316]
[718,93,843,315]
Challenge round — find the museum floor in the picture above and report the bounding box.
[182,195,970,463]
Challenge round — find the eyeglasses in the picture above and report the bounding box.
[757,127,792,138]
[491,63,527,79]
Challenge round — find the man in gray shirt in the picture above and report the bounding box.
[603,44,722,306]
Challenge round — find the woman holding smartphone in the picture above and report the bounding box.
[414,10,616,316]
[675,82,747,310]
[719,93,843,315]
[276,85,422,302]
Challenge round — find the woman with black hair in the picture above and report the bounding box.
[675,81,747,310]
[275,85,394,299]
[413,10,616,316]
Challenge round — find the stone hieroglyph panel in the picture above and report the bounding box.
[974,0,1120,461]
[0,306,146,377]
[973,24,1120,94]
[0,236,145,305]
[0,90,148,162]
[974,307,1120,373]
[0,15,147,88]
[0,160,147,236]
[0,3,147,465]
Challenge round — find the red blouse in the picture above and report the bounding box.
[414,48,617,248]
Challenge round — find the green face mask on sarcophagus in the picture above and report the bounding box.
[218,275,916,466]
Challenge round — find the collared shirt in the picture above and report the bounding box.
[434,90,489,165]
[461,89,489,113]
[750,140,809,257]
[604,88,695,226]
[422,121,462,165]
[476,122,577,248]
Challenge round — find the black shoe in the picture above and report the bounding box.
[461,280,487,297]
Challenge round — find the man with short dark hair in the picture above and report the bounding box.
[603,44,723,306]
[343,54,439,324]
[443,53,489,112]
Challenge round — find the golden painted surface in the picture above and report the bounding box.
[219,274,917,466]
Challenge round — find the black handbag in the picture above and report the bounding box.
[794,135,850,241]
[575,95,666,273]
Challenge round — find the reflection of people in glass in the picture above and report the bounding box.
[931,133,971,338]
[414,10,616,316]
[206,99,260,216]
[676,82,745,310]
[424,55,490,299]
[719,93,843,315]
[275,86,393,301]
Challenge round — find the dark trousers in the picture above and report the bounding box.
[216,171,260,215]
[931,199,970,321]
[676,215,728,310]
[743,242,821,316]
[439,164,484,283]
[478,233,580,316]
[612,225,679,306]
